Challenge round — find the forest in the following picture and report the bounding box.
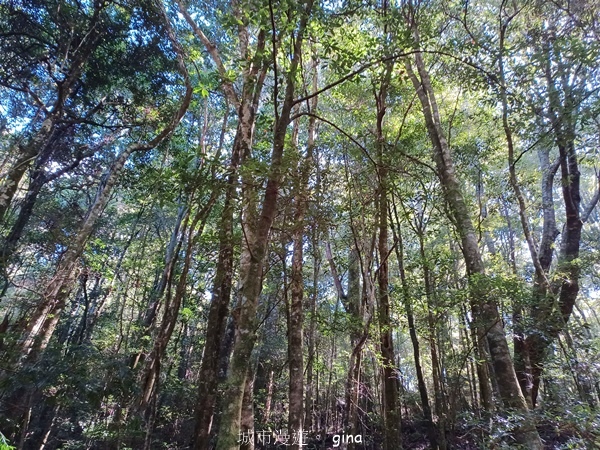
[0,0,599,449]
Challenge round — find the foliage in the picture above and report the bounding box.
[0,0,599,448]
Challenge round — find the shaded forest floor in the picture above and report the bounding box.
[250,418,599,449]
[37,411,600,449]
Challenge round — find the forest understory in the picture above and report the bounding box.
[1,0,600,449]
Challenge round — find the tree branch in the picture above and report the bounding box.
[582,171,600,223]
[175,0,240,109]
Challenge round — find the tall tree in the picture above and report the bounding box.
[215,1,314,447]
[374,61,402,450]
[176,1,269,446]
[402,2,543,447]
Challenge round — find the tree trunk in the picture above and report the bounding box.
[524,39,585,408]
[15,143,144,364]
[143,204,187,330]
[304,227,320,433]
[192,131,244,449]
[138,196,215,416]
[183,6,268,445]
[215,4,313,447]
[403,19,542,447]
[343,247,366,449]
[498,20,560,407]
[375,62,401,450]
[240,365,256,450]
[0,139,96,279]
[390,201,437,447]
[0,138,44,224]
[287,88,316,449]
[0,18,192,434]
[0,5,104,224]
[414,227,447,449]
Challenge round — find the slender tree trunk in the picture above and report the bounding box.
[460,306,479,411]
[85,208,144,344]
[143,204,187,329]
[185,8,267,444]
[130,204,187,372]
[138,195,215,416]
[389,201,437,447]
[15,143,145,363]
[240,365,255,450]
[287,155,305,450]
[192,130,244,450]
[343,247,366,449]
[375,62,401,450]
[287,90,316,449]
[498,21,562,408]
[264,370,274,424]
[418,233,447,450]
[524,40,586,408]
[304,227,320,433]
[560,331,597,408]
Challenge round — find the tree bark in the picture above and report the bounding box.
[343,246,366,450]
[137,195,215,417]
[522,32,591,408]
[240,365,256,450]
[527,69,583,409]
[419,233,448,450]
[304,226,320,433]
[192,132,244,449]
